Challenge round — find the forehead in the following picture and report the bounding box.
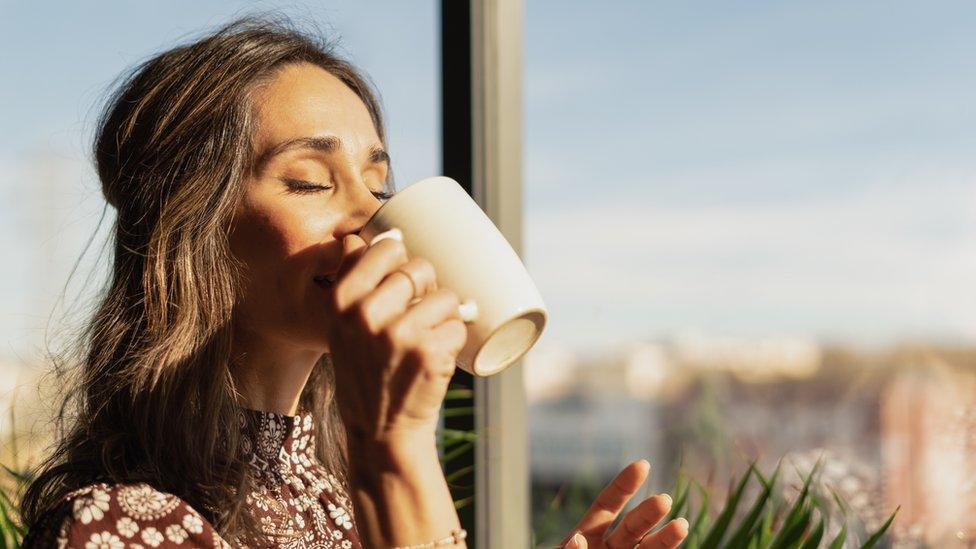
[250,62,380,152]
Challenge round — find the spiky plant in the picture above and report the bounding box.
[658,459,897,549]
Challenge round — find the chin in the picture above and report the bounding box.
[292,328,331,355]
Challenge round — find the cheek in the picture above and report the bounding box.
[229,200,336,348]
[229,203,331,296]
[229,209,292,270]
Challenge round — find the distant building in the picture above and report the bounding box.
[881,363,976,546]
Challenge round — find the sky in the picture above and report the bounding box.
[1,0,974,362]
[523,0,976,351]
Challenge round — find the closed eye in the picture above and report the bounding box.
[281,177,394,200]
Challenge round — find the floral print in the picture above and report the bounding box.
[73,489,111,525]
[23,406,362,548]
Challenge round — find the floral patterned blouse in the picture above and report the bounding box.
[24,406,363,548]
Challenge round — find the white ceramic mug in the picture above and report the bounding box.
[358,176,547,377]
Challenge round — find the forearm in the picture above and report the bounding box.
[347,431,467,549]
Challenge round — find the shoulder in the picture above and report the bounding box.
[23,481,232,549]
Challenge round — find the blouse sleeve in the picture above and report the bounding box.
[23,482,231,549]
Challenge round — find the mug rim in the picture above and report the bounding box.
[360,176,458,236]
[470,305,548,376]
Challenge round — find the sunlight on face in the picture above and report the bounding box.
[228,62,391,353]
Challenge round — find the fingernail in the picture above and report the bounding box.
[368,227,403,246]
[660,493,672,505]
[341,234,357,254]
[458,299,479,322]
[567,532,584,548]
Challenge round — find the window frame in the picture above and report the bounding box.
[441,0,529,546]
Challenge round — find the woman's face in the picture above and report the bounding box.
[228,62,390,354]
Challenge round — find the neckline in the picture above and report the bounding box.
[238,404,317,472]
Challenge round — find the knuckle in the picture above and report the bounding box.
[446,319,468,348]
[414,337,447,366]
[416,345,440,368]
[420,352,455,379]
[381,238,408,262]
[413,257,436,279]
[593,493,616,515]
[658,531,677,548]
[436,288,461,309]
[382,319,414,347]
[621,519,645,540]
[646,495,671,517]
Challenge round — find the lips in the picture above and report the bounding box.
[313,273,337,288]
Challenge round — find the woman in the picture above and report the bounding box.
[20,15,688,549]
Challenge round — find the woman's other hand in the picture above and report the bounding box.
[559,460,688,549]
[325,232,467,446]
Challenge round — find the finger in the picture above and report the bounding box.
[563,531,587,549]
[333,237,409,311]
[637,518,688,549]
[334,234,369,280]
[399,289,462,332]
[604,494,671,549]
[356,258,438,333]
[574,459,650,537]
[427,318,468,359]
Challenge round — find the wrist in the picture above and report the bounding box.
[346,423,437,456]
[343,429,463,548]
[346,429,439,477]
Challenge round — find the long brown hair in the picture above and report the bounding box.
[20,13,393,545]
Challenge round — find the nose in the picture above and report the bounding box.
[333,183,384,241]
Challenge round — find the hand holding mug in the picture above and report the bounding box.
[359,176,547,376]
[324,231,468,444]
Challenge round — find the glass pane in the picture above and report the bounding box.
[524,2,976,547]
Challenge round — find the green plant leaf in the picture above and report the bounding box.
[441,440,474,465]
[757,504,775,548]
[727,462,779,547]
[770,503,813,549]
[859,506,899,549]
[800,515,825,549]
[445,464,475,484]
[754,459,782,491]
[453,494,474,510]
[666,473,690,523]
[0,482,25,539]
[829,522,848,549]
[441,406,475,418]
[439,428,477,442]
[0,495,18,549]
[444,388,474,400]
[684,482,710,549]
[768,458,822,549]
[828,486,849,517]
[699,466,753,549]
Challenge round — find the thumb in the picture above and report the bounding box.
[342,233,367,256]
[565,532,587,549]
[336,234,368,278]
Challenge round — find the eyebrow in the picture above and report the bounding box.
[253,135,390,174]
